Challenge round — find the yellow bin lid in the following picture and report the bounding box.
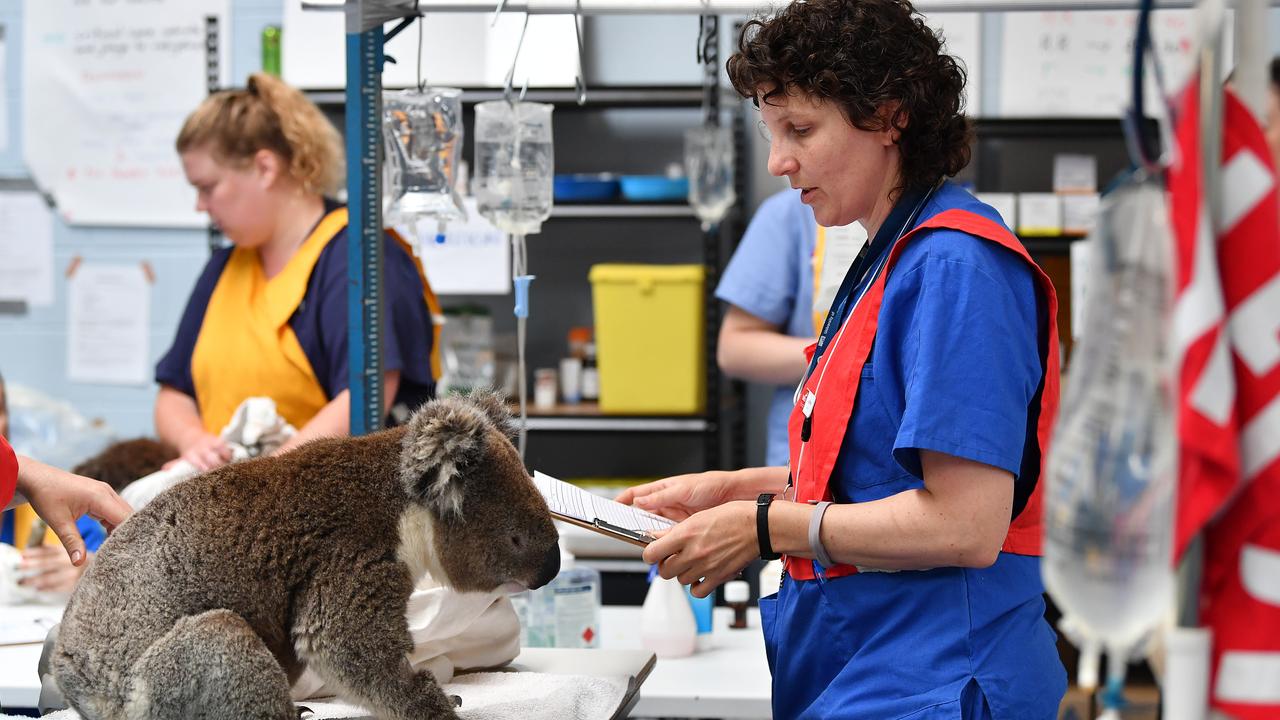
[588,264,705,285]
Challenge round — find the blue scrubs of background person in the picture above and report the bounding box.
[716,189,818,467]
[619,0,1067,717]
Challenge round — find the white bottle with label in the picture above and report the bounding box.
[641,574,697,658]
[511,547,601,648]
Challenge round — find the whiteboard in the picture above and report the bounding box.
[282,2,578,89]
[998,10,1232,118]
[921,12,981,116]
[21,0,231,227]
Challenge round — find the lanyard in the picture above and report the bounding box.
[799,186,935,387]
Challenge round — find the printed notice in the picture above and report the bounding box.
[533,471,675,545]
[0,192,55,306]
[67,263,151,385]
[404,199,510,295]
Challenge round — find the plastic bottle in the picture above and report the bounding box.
[685,586,714,651]
[260,26,281,77]
[724,580,750,629]
[641,570,697,658]
[511,547,601,648]
[580,342,600,402]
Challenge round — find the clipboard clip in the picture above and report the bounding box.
[594,519,656,545]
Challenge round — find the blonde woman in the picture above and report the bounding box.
[156,73,441,471]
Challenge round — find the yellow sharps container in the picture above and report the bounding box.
[588,264,705,414]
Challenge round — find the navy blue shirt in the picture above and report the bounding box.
[156,207,436,422]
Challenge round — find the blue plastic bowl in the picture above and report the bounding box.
[553,173,621,202]
[619,175,689,202]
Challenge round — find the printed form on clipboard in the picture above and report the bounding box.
[533,471,675,547]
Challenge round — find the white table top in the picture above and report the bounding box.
[599,605,771,719]
[1,605,771,718]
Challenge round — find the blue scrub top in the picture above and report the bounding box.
[156,201,437,417]
[715,189,818,466]
[762,182,1066,720]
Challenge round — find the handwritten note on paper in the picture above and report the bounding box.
[0,193,55,307]
[67,264,151,385]
[22,0,230,227]
[404,199,510,295]
[999,10,1232,118]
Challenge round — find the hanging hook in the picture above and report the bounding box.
[573,0,588,105]
[491,0,509,28]
[503,13,531,106]
[415,1,428,92]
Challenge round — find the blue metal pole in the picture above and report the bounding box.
[345,25,385,436]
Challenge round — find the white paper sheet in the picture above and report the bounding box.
[998,10,1232,118]
[0,192,55,307]
[922,12,981,115]
[1070,238,1093,343]
[67,264,151,385]
[282,1,576,90]
[404,198,511,296]
[0,26,9,153]
[22,0,230,227]
[533,471,675,536]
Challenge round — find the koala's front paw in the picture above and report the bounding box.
[400,670,460,720]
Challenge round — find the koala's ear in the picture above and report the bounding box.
[398,396,492,517]
[464,388,517,441]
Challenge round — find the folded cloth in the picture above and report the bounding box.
[291,573,520,698]
[36,672,629,720]
[120,397,296,510]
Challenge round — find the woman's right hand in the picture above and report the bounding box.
[616,471,735,521]
[171,432,232,472]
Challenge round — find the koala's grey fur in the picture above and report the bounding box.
[52,392,560,720]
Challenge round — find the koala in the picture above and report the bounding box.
[72,438,177,493]
[51,391,560,720]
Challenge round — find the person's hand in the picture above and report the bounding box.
[616,471,734,521]
[18,545,88,593]
[641,501,758,598]
[170,432,232,472]
[18,458,132,566]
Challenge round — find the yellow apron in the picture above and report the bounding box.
[811,225,829,335]
[191,209,443,434]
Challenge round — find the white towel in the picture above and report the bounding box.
[120,397,296,510]
[34,671,629,720]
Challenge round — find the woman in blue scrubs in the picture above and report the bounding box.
[619,1,1068,717]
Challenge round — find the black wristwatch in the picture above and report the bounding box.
[757,493,781,560]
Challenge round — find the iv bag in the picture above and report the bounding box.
[473,101,554,236]
[1042,175,1178,652]
[382,88,467,228]
[684,125,735,230]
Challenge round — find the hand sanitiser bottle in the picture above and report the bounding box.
[641,567,697,658]
[512,547,601,648]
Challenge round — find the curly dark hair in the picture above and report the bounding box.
[727,0,972,195]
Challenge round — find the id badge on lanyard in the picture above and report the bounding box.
[793,187,936,408]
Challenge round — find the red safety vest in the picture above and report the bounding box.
[784,208,1061,581]
[1,436,17,509]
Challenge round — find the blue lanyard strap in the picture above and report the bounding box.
[802,186,936,382]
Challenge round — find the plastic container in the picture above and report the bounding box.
[685,586,714,651]
[619,175,689,202]
[553,174,620,202]
[641,574,697,658]
[588,264,705,414]
[511,548,602,648]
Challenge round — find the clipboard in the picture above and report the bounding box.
[533,471,675,548]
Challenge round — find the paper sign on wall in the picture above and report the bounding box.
[403,198,510,295]
[67,264,151,385]
[0,193,55,307]
[22,0,230,227]
[998,10,1233,118]
[922,12,981,115]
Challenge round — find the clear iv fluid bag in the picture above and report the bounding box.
[474,101,554,236]
[382,88,467,224]
[685,126,735,229]
[1042,177,1177,650]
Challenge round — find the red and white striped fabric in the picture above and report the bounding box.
[1167,80,1280,718]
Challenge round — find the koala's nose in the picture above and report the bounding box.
[530,542,561,589]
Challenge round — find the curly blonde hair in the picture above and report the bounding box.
[176,73,344,196]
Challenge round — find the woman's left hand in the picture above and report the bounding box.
[642,500,759,598]
[18,545,89,593]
